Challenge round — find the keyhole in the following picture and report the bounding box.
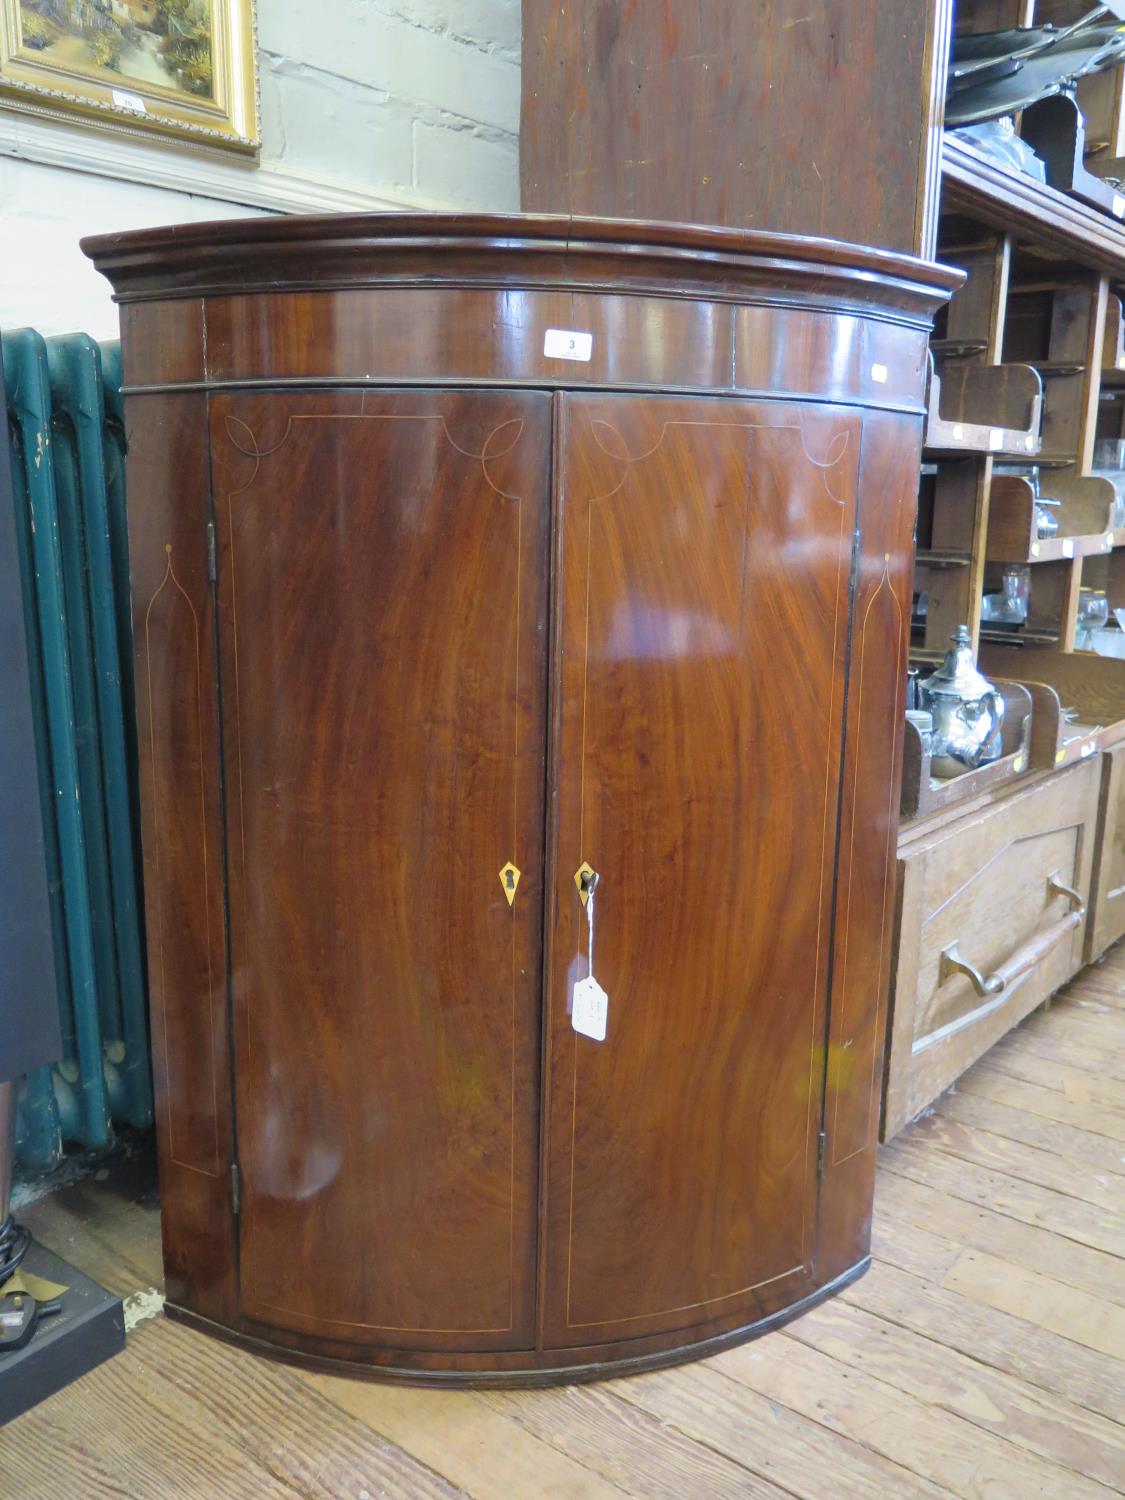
[505,870,515,890]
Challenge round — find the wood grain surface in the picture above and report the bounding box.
[81,213,962,315]
[520,1,952,257]
[817,410,923,1285]
[12,949,1123,1496]
[124,393,238,1327]
[885,757,1101,1137]
[83,214,955,1378]
[208,389,551,1351]
[1090,742,1125,961]
[542,394,860,1347]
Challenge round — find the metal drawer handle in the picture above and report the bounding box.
[939,871,1086,999]
[1047,873,1086,919]
[939,943,1004,998]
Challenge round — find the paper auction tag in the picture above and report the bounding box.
[572,976,609,1041]
[544,328,593,361]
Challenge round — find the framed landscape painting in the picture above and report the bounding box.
[1,0,259,153]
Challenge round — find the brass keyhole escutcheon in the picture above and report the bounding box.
[499,862,521,907]
[574,861,597,907]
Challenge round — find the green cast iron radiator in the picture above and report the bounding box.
[4,329,152,1169]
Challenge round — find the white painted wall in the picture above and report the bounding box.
[258,0,520,205]
[1,0,521,339]
[1,161,267,341]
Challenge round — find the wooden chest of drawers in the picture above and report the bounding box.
[884,759,1100,1139]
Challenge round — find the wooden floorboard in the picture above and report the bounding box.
[714,1333,1119,1499]
[781,1295,1125,1491]
[901,1110,1121,1210]
[5,944,1124,1498]
[879,1134,1125,1256]
[872,1176,1125,1307]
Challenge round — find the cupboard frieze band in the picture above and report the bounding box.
[115,288,931,412]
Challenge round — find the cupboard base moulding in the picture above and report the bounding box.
[164,1258,871,1388]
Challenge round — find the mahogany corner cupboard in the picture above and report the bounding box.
[83,214,958,1384]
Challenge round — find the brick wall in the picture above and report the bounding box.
[258,0,520,205]
[0,0,521,337]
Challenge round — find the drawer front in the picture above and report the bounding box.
[1087,743,1125,963]
[884,759,1100,1138]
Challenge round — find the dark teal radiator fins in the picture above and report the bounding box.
[4,330,152,1170]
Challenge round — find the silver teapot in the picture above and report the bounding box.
[1035,498,1061,539]
[919,626,1005,777]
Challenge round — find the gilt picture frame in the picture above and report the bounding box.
[1,0,259,154]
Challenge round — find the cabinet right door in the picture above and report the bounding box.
[542,392,863,1349]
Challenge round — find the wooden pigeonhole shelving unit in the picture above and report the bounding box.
[889,0,1125,1135]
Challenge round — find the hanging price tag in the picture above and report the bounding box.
[572,976,609,1041]
[572,866,608,1040]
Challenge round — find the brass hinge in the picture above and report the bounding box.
[817,1130,828,1180]
[230,1161,241,1216]
[206,519,217,583]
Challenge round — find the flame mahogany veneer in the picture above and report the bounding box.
[83,215,958,1385]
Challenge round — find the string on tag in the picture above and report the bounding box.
[585,870,599,978]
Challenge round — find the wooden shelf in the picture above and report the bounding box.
[1021,93,1125,225]
[942,136,1125,278]
[985,474,1116,563]
[1027,693,1105,769]
[921,185,1121,670]
[978,627,1062,647]
[930,338,988,358]
[1104,293,1125,373]
[915,548,973,569]
[1025,536,1114,562]
[1026,360,1086,377]
[924,351,1042,457]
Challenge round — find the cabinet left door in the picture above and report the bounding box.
[129,393,239,1326]
[208,389,551,1352]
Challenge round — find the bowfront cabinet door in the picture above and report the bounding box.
[542,393,862,1348]
[209,389,550,1352]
